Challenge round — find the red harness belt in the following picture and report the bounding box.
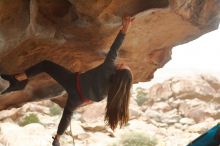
[75,73,91,104]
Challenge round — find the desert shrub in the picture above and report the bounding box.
[19,113,40,126]
[49,104,62,116]
[108,131,157,146]
[121,131,157,146]
[108,143,117,146]
[136,87,148,106]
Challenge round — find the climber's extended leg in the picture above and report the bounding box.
[1,60,74,94]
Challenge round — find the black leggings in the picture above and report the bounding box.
[26,60,82,135]
[26,60,74,93]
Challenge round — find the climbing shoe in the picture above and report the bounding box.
[52,137,60,146]
[1,74,28,94]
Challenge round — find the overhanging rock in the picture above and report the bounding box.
[0,0,219,109]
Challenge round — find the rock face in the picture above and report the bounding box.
[0,123,52,146]
[0,0,220,109]
[148,74,220,102]
[146,74,220,122]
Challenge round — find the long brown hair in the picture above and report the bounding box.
[105,69,133,130]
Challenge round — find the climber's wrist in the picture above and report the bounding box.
[120,27,128,34]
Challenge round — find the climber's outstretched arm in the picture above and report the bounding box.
[104,16,134,65]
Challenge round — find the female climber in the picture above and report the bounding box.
[1,15,134,146]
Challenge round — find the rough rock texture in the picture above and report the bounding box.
[0,123,52,146]
[148,74,220,102]
[0,0,220,109]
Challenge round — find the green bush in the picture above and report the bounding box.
[109,131,157,146]
[136,87,148,106]
[49,104,62,116]
[19,113,40,126]
[121,131,157,146]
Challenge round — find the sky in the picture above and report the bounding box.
[137,25,220,88]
